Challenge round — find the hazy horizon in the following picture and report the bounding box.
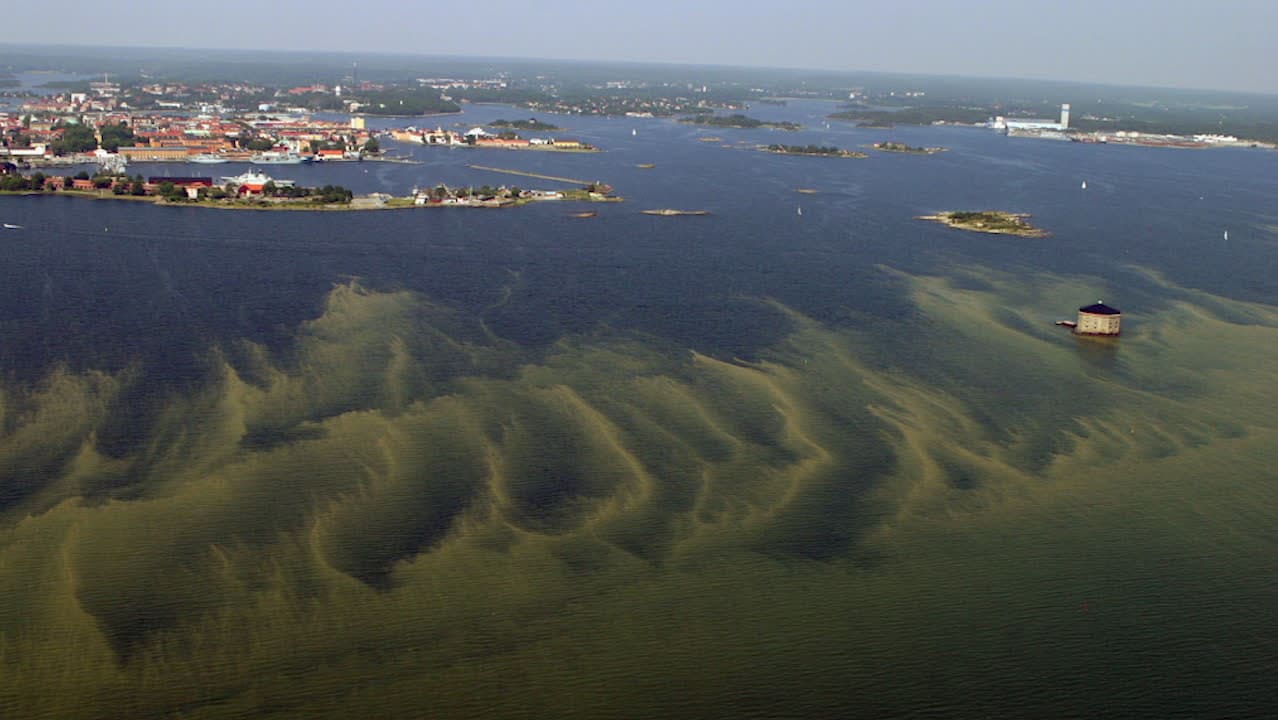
[3,0,1276,96]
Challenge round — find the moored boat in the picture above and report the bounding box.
[249,151,310,165]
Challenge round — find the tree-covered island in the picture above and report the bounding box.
[762,144,867,158]
[917,211,1049,237]
[679,113,801,130]
[871,141,946,154]
[489,118,562,131]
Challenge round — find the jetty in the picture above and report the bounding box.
[466,165,592,185]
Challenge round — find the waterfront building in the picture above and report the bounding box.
[990,103,1072,132]
[118,146,191,161]
[217,170,295,195]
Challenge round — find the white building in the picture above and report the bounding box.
[991,103,1072,132]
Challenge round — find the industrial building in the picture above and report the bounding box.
[989,104,1071,132]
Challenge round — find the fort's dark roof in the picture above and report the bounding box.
[1079,302,1121,315]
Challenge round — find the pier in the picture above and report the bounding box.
[466,165,593,185]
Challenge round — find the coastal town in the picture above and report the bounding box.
[4,64,1277,178]
[1,76,380,166]
[0,74,599,170]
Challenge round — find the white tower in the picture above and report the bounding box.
[1060,103,1071,129]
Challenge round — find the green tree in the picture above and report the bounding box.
[243,138,274,152]
[50,124,97,155]
[362,137,379,154]
[98,122,136,152]
[130,180,146,196]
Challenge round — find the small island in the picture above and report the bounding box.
[917,211,1049,237]
[641,209,709,216]
[871,142,946,155]
[762,144,867,159]
[489,118,562,131]
[679,113,801,131]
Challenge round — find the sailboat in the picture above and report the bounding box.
[631,128,637,137]
[1224,229,1229,241]
[797,206,803,216]
[1081,180,1087,190]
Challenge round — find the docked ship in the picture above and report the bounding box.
[249,151,310,165]
[189,153,229,164]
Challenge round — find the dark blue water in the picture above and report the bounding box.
[7,101,1276,377]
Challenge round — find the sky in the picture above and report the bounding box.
[6,0,1278,94]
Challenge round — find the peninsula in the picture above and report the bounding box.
[917,211,1049,237]
[389,126,597,151]
[680,114,801,131]
[0,170,621,211]
[763,144,867,158]
[871,142,946,154]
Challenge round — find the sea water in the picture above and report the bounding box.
[2,102,1277,719]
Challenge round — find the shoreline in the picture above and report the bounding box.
[1,187,622,212]
[917,210,1049,238]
